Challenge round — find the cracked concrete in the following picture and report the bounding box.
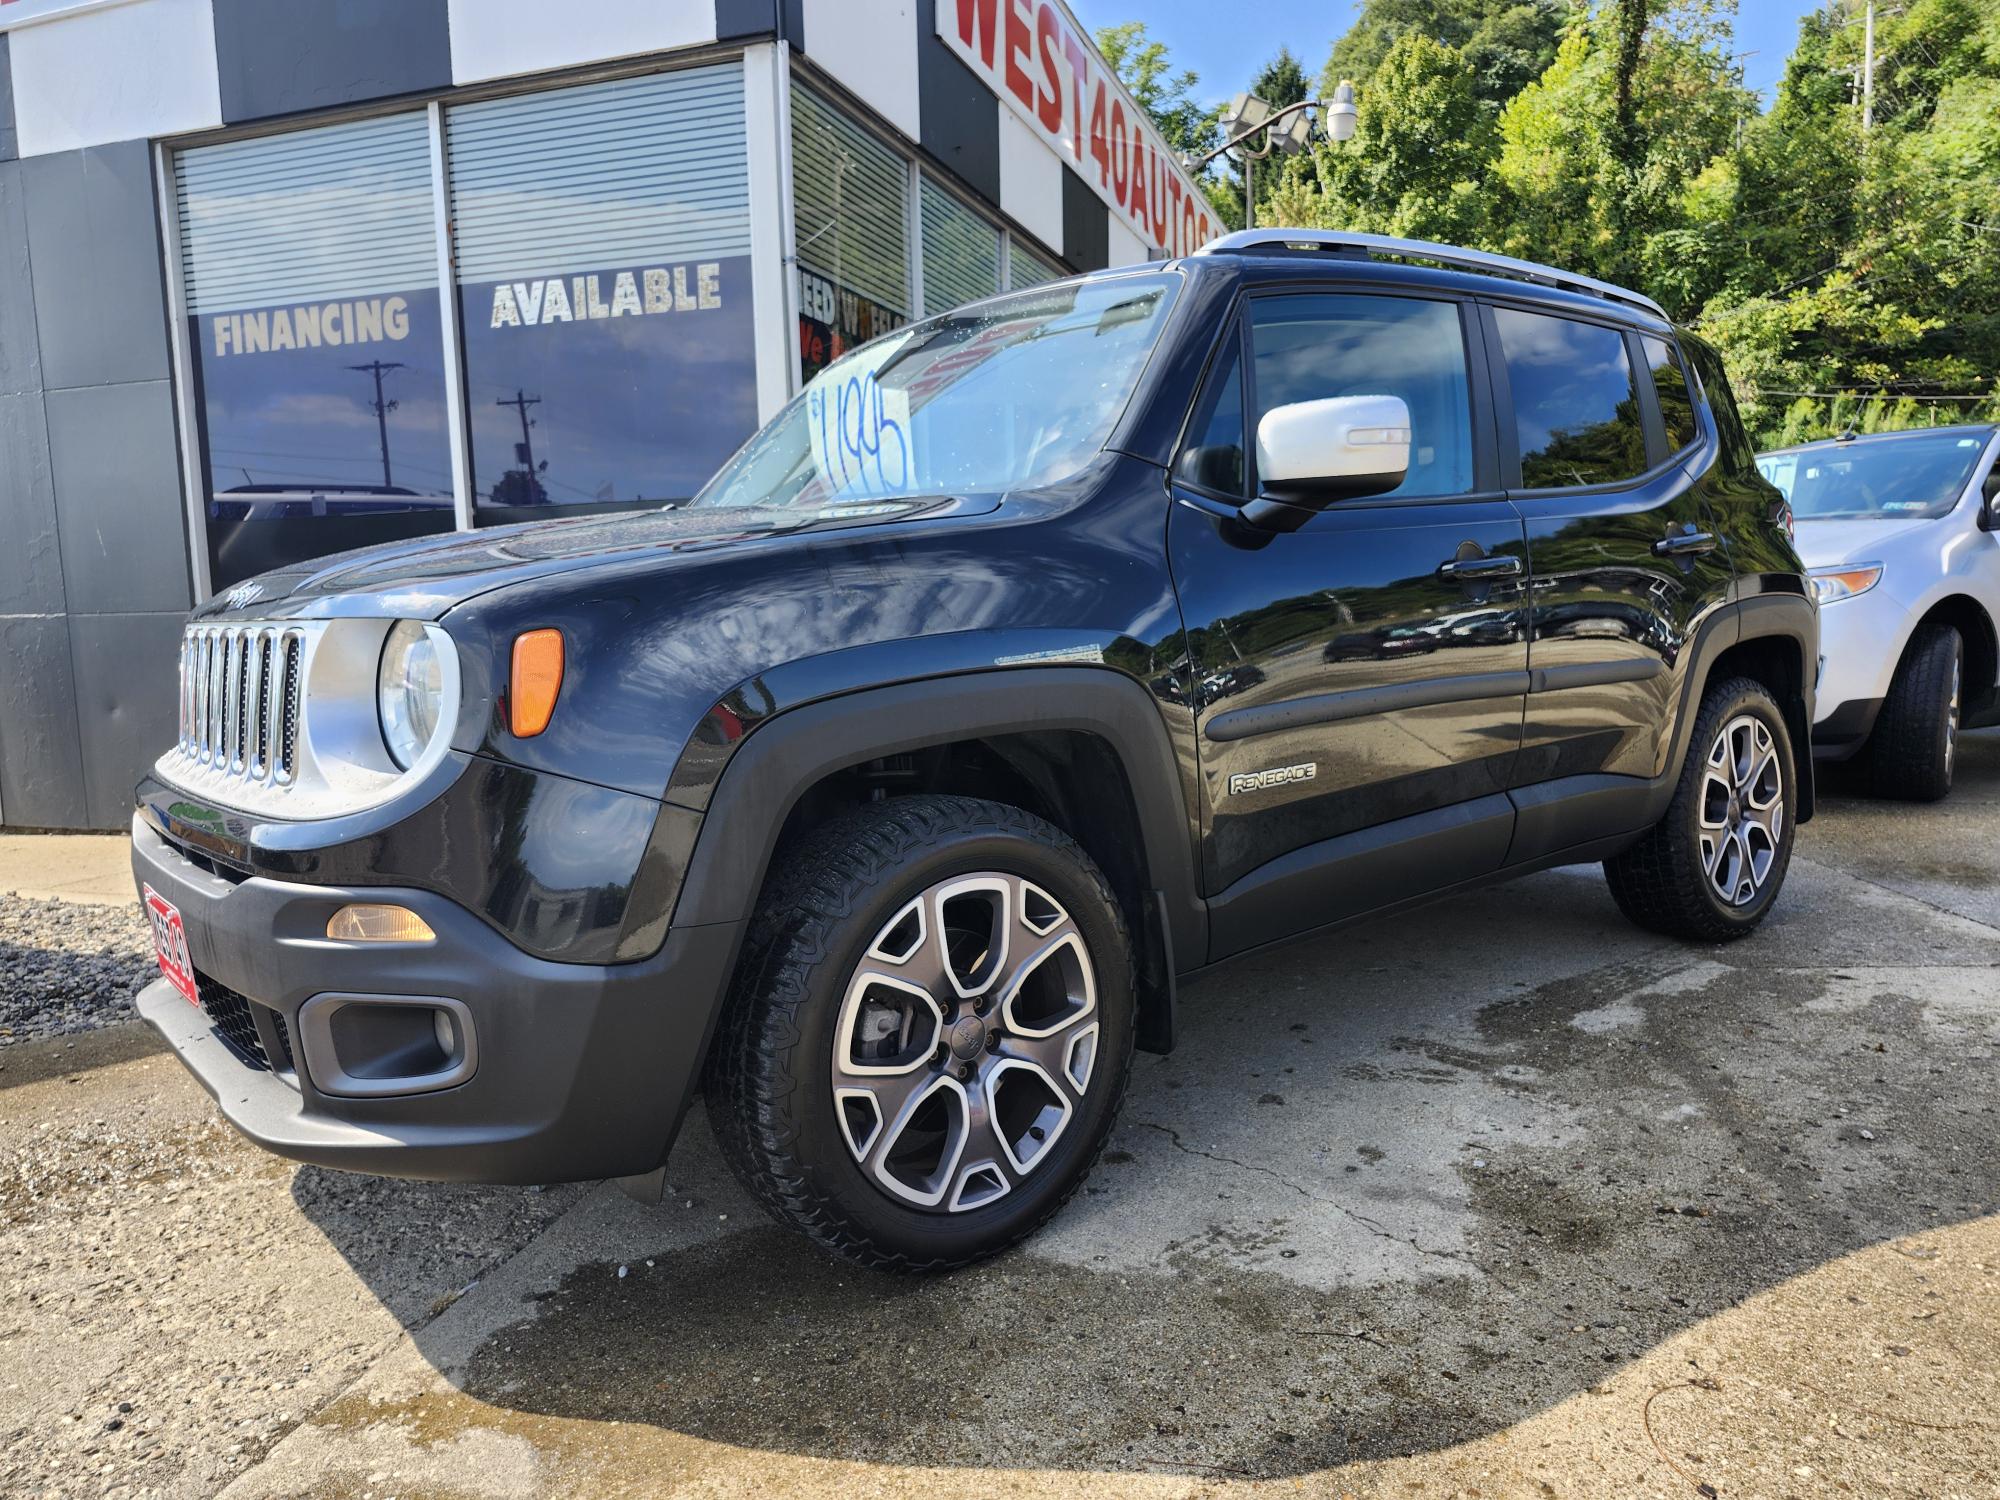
[2,731,1998,1497]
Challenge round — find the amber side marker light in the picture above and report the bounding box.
[510,628,565,738]
[327,904,437,943]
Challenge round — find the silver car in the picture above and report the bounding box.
[1759,424,2000,800]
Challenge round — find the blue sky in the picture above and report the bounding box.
[1065,2,1825,108]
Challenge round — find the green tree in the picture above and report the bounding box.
[1488,2,1748,287]
[1323,0,1566,110]
[1254,45,1311,108]
[1268,33,1492,244]
[1696,0,2000,440]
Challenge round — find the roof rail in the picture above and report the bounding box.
[1195,229,1669,322]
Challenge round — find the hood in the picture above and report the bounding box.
[1791,514,1934,568]
[193,496,1001,622]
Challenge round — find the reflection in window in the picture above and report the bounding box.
[1177,334,1245,496]
[1247,294,1473,499]
[448,66,759,523]
[1644,336,1697,453]
[1496,310,1648,489]
[1008,238,1065,292]
[696,276,1178,511]
[174,115,455,588]
[793,83,910,383]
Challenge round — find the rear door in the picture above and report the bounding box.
[1168,288,1530,952]
[1485,303,1735,857]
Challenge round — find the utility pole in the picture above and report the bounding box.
[496,389,541,478]
[1862,0,1876,132]
[347,360,405,488]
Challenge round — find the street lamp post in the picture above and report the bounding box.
[1180,80,1357,231]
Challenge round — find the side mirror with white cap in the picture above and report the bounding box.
[1241,394,1412,531]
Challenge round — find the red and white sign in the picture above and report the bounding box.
[143,883,201,1009]
[938,0,1219,261]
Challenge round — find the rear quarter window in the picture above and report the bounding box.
[1680,335,1759,476]
[1643,336,1698,454]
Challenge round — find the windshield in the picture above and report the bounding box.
[690,273,1178,512]
[1757,431,1991,521]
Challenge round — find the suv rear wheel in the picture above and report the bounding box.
[707,794,1134,1271]
[1862,623,1961,802]
[1603,676,1797,942]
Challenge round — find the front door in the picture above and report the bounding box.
[1484,306,1736,842]
[1167,290,1530,957]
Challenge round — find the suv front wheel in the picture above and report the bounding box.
[708,795,1134,1271]
[1604,676,1797,942]
[1863,623,1961,802]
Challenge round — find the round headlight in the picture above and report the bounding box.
[377,620,444,770]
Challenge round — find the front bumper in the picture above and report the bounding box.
[1811,585,1907,757]
[133,816,745,1183]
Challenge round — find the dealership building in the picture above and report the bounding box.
[0,0,1216,829]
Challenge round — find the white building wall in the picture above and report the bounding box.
[448,0,719,85]
[798,0,922,141]
[996,110,1063,257]
[1106,216,1151,269]
[8,0,221,158]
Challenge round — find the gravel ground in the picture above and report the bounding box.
[0,895,151,1047]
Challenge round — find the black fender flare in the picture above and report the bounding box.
[669,666,1208,1044]
[1674,592,1818,823]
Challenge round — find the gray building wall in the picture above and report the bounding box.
[0,137,189,829]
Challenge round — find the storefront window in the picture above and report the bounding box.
[792,83,910,382]
[919,177,1000,316]
[174,115,455,589]
[448,65,758,523]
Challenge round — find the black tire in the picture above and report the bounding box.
[1861,623,1961,803]
[705,794,1135,1272]
[1603,676,1797,942]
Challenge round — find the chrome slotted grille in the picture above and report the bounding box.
[176,624,305,787]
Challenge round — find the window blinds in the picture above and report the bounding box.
[920,177,1001,316]
[447,64,750,284]
[175,113,435,315]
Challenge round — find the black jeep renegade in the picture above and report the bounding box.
[134,231,1816,1270]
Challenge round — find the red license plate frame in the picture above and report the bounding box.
[142,883,201,1009]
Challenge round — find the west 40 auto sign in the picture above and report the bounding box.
[938,0,1219,260]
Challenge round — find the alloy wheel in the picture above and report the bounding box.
[1699,713,1785,907]
[1946,648,1962,779]
[830,872,1099,1213]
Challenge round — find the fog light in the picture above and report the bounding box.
[327,904,437,943]
[433,1006,457,1055]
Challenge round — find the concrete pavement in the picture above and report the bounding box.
[3,737,1998,1496]
[0,833,135,907]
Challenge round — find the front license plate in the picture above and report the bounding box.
[142,883,201,1009]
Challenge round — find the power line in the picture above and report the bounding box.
[1757,389,1997,402]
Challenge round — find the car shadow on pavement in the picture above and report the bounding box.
[285,738,2000,1481]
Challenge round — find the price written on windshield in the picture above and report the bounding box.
[808,369,912,496]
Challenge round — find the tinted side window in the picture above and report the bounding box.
[1643,336,1698,453]
[1495,309,1648,489]
[1681,335,1758,475]
[1247,294,1474,500]
[1177,332,1246,496]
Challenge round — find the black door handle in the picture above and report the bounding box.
[1653,531,1717,557]
[1437,554,1523,581]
